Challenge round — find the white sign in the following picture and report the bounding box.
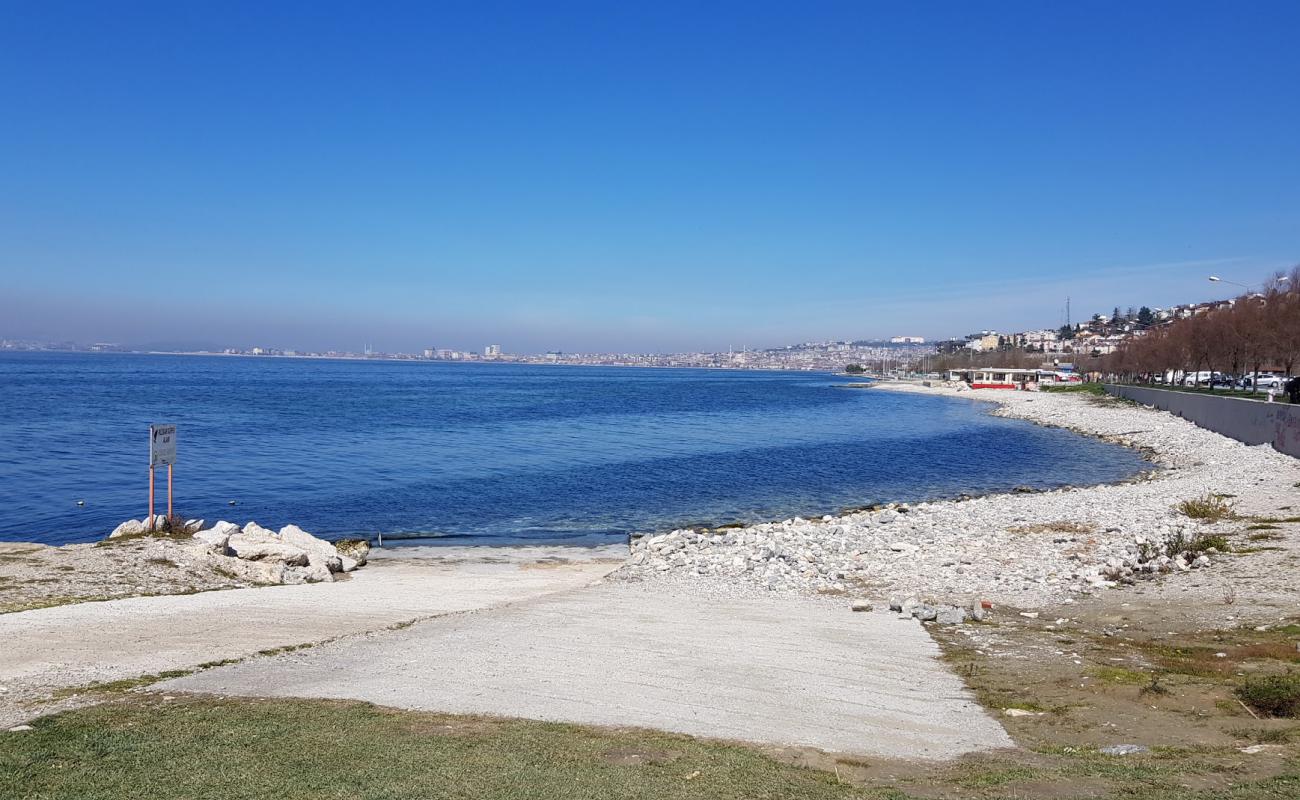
[150,424,177,467]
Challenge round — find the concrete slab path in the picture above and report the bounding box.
[162,582,1012,760]
[0,556,615,726]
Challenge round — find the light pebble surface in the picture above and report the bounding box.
[616,383,1300,608]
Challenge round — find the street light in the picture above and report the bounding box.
[1209,275,1290,293]
[1208,275,1250,290]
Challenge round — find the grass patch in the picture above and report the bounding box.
[0,595,113,615]
[49,669,195,700]
[1236,673,1300,718]
[1250,516,1300,525]
[1193,534,1232,552]
[1041,382,1106,395]
[1177,494,1236,522]
[0,697,875,800]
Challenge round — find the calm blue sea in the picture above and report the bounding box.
[0,353,1148,546]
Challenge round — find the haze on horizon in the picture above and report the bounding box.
[2,2,1297,354]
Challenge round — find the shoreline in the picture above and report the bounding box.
[5,382,1297,615]
[618,382,1300,608]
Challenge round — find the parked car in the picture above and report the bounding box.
[1181,371,1220,386]
[1240,373,1290,390]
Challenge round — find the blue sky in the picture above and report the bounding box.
[2,1,1297,352]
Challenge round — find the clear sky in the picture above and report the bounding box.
[3,1,1297,353]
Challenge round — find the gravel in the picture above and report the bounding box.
[615,384,1300,608]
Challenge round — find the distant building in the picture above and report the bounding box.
[889,336,925,344]
[423,348,435,359]
[962,332,1001,352]
[485,344,503,357]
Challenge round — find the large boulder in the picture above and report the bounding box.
[191,527,232,555]
[191,521,242,555]
[228,526,310,566]
[108,519,146,539]
[235,559,288,585]
[279,525,342,573]
[283,563,334,584]
[209,520,242,538]
[243,521,280,539]
[335,538,370,567]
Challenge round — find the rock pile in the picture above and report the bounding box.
[622,502,1213,607]
[107,519,368,585]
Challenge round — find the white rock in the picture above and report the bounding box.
[191,528,232,555]
[243,521,280,539]
[227,533,309,566]
[279,525,343,572]
[108,519,145,539]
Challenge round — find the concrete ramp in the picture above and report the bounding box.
[161,583,1012,759]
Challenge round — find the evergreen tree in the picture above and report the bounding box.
[1137,306,1155,326]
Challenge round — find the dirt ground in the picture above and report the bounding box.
[763,505,1300,798]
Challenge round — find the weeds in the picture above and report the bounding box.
[1236,672,1300,718]
[1177,494,1236,522]
[1140,674,1172,696]
[1194,534,1232,552]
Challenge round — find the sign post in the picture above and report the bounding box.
[149,424,177,530]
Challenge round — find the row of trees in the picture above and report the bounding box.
[1103,267,1300,385]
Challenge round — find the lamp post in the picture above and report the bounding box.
[1210,275,1290,293]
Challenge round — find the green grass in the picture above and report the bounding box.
[1116,383,1296,404]
[48,669,196,700]
[1041,382,1106,395]
[1237,673,1300,718]
[4,698,1299,800]
[1,698,872,800]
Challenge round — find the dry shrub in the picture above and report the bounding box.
[1236,672,1300,718]
[1177,494,1236,522]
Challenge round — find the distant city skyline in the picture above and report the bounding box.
[3,2,1297,353]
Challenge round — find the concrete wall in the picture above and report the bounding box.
[1104,384,1300,459]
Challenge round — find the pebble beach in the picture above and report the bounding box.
[617,383,1300,608]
